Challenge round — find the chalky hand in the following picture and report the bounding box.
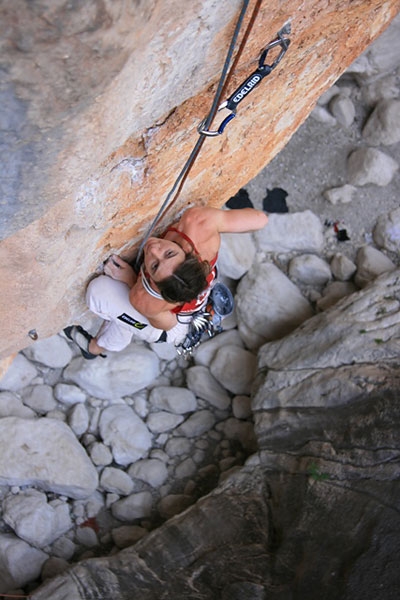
[104,255,136,287]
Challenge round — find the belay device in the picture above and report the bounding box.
[198,22,291,137]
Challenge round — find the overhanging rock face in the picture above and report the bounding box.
[1,0,400,359]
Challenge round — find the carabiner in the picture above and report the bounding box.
[197,111,236,137]
[198,22,291,137]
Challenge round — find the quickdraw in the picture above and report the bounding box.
[198,22,291,137]
[175,282,234,358]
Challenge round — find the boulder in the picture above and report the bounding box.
[218,232,257,280]
[354,246,396,288]
[0,354,37,392]
[347,147,399,186]
[0,417,98,499]
[255,211,324,254]
[2,490,72,548]
[235,262,313,349]
[99,405,152,466]
[209,346,257,396]
[329,94,355,127]
[64,344,160,400]
[362,99,400,146]
[186,366,231,410]
[0,534,47,593]
[330,253,357,281]
[288,254,332,286]
[323,184,357,205]
[23,335,73,368]
[373,207,400,253]
[148,386,197,414]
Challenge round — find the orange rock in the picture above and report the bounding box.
[1,0,399,359]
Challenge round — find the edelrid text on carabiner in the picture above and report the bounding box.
[198,22,291,137]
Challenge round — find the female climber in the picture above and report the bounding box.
[64,206,268,358]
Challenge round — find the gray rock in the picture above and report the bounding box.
[64,344,160,400]
[355,246,396,288]
[84,491,105,518]
[210,346,257,396]
[362,99,400,146]
[148,386,197,414]
[111,491,153,522]
[347,147,399,186]
[99,405,152,466]
[186,366,231,409]
[216,418,257,453]
[146,411,185,433]
[41,557,70,581]
[373,207,400,253]
[157,494,193,519]
[316,281,357,311]
[100,467,134,496]
[346,13,400,81]
[288,254,332,286]
[75,527,98,548]
[193,329,244,368]
[176,410,217,438]
[310,105,337,125]
[3,490,72,548]
[0,533,47,593]
[236,262,313,349]
[68,403,89,436]
[323,184,357,205]
[148,341,177,361]
[54,383,86,406]
[254,268,400,415]
[0,417,98,499]
[50,536,76,561]
[111,525,147,549]
[128,459,168,487]
[89,442,113,466]
[330,253,357,281]
[22,384,58,414]
[218,231,257,280]
[362,74,399,106]
[165,437,192,458]
[0,391,35,419]
[255,210,324,253]
[317,84,340,105]
[232,396,252,420]
[0,354,37,392]
[175,457,197,480]
[23,335,73,368]
[329,94,355,127]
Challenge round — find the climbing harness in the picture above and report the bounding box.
[198,22,291,137]
[175,282,234,358]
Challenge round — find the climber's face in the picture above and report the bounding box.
[143,237,185,282]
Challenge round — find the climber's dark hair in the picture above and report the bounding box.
[157,254,210,304]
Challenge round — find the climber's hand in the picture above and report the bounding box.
[104,255,137,287]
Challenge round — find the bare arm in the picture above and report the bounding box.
[215,207,268,233]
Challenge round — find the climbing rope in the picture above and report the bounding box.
[135,0,254,269]
[134,0,290,269]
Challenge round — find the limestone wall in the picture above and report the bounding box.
[1,0,399,359]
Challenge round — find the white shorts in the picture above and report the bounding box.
[86,276,189,352]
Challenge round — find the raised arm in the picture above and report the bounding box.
[215,207,268,233]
